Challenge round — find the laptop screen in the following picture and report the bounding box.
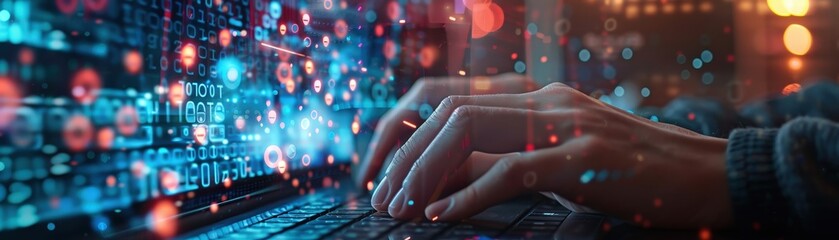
[0,0,455,237]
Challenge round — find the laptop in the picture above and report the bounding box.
[0,0,741,239]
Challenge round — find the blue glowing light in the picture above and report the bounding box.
[650,115,659,122]
[47,222,55,231]
[621,48,633,60]
[0,10,10,22]
[641,87,651,97]
[692,58,703,69]
[603,65,616,79]
[680,69,691,80]
[702,72,714,85]
[407,200,414,206]
[596,170,609,182]
[614,86,625,97]
[514,61,526,73]
[217,58,245,89]
[527,23,538,34]
[366,11,377,22]
[701,50,713,63]
[580,169,596,184]
[579,49,591,62]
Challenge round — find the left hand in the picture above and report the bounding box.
[372,81,733,229]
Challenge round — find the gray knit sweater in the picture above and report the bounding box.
[646,81,839,236]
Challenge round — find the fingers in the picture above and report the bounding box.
[423,142,582,221]
[371,95,531,212]
[390,106,570,218]
[356,109,413,189]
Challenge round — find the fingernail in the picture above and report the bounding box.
[388,188,406,216]
[371,177,390,209]
[426,197,455,220]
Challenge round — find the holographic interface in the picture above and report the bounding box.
[0,0,833,238]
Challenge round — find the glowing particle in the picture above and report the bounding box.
[219,29,232,47]
[116,106,139,136]
[193,124,208,145]
[514,61,526,73]
[334,19,348,38]
[692,58,703,69]
[70,68,102,105]
[63,115,93,152]
[268,110,278,124]
[458,70,466,76]
[168,83,186,103]
[402,120,417,129]
[97,127,115,150]
[621,48,633,60]
[302,154,311,167]
[549,134,558,144]
[699,228,712,240]
[432,216,439,221]
[580,169,596,184]
[0,76,22,128]
[106,175,117,187]
[160,170,180,191]
[181,44,197,67]
[148,201,178,238]
[349,79,357,91]
[263,145,284,168]
[788,57,803,71]
[407,200,414,206]
[782,83,801,96]
[322,36,331,47]
[210,202,219,213]
[224,177,232,188]
[641,87,651,97]
[613,86,625,97]
[302,13,311,25]
[123,50,143,75]
[324,93,334,105]
[578,49,591,62]
[0,10,9,22]
[314,79,322,93]
[366,181,374,191]
[305,60,315,75]
[351,121,360,134]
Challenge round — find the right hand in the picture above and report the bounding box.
[355,73,538,194]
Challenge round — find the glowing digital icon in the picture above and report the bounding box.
[181,44,197,67]
[300,118,310,130]
[70,68,102,105]
[314,79,322,93]
[305,60,315,75]
[219,29,232,47]
[324,93,334,105]
[269,1,282,19]
[268,110,278,124]
[279,24,287,35]
[302,13,311,26]
[301,154,311,167]
[116,106,139,136]
[334,19,348,38]
[235,116,246,130]
[303,37,312,47]
[349,78,357,91]
[263,145,284,170]
[193,124,209,145]
[322,36,330,47]
[63,115,93,152]
[276,62,292,83]
[324,0,333,10]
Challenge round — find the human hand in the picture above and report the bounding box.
[372,80,733,229]
[355,73,538,189]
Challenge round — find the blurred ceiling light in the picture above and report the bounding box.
[768,0,809,17]
[783,24,812,56]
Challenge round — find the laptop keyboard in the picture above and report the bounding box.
[186,197,572,240]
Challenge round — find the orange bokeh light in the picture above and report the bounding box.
[124,50,143,75]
